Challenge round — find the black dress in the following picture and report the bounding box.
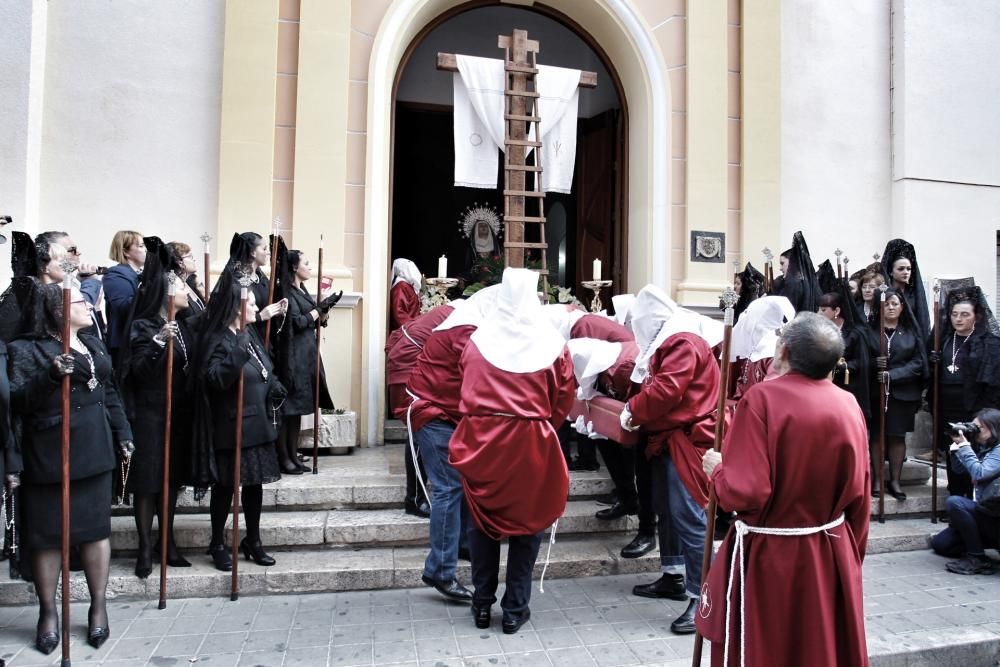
[281,286,334,417]
[123,318,196,494]
[8,335,133,548]
[204,330,280,487]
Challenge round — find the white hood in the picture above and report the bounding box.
[470,268,567,373]
[433,284,500,332]
[567,337,623,400]
[542,303,587,340]
[611,294,636,327]
[390,258,422,291]
[730,296,795,362]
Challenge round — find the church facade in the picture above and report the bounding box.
[3,0,998,444]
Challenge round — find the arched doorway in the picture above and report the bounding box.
[389,3,628,303]
[362,0,671,443]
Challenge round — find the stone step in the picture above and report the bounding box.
[109,500,636,552]
[0,519,941,605]
[384,419,408,443]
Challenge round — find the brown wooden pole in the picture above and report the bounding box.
[231,287,248,601]
[263,231,280,350]
[877,285,888,523]
[313,239,323,475]
[691,289,737,667]
[202,234,212,303]
[158,280,178,609]
[60,273,72,666]
[931,281,941,524]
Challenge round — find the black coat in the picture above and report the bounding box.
[0,342,14,480]
[8,335,132,484]
[123,318,197,491]
[868,323,928,403]
[205,330,278,450]
[928,329,1000,414]
[281,285,334,416]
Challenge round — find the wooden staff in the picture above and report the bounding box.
[158,278,178,609]
[731,260,740,290]
[762,247,773,293]
[835,248,843,279]
[691,286,739,667]
[59,270,72,666]
[231,283,249,601]
[201,233,212,302]
[930,280,941,524]
[313,236,324,475]
[263,222,281,349]
[877,283,889,523]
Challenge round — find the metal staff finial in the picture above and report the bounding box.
[762,247,773,263]
[843,255,850,271]
[873,252,881,262]
[200,233,212,251]
[835,248,843,261]
[720,285,739,326]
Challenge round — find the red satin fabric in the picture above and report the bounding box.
[698,373,870,667]
[449,343,576,540]
[401,325,475,431]
[384,305,453,386]
[731,356,776,402]
[570,314,634,343]
[598,340,639,400]
[627,332,725,507]
[389,282,421,331]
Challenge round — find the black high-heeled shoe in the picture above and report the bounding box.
[153,545,193,568]
[240,538,276,566]
[281,460,304,475]
[207,543,232,571]
[887,480,907,502]
[35,617,59,655]
[135,546,153,579]
[88,606,111,649]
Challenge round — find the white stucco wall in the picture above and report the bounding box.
[36,1,225,266]
[780,0,892,269]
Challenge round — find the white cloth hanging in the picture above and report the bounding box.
[452,56,581,192]
[730,296,795,362]
[611,293,636,327]
[434,284,501,332]
[541,303,586,340]
[567,337,622,400]
[391,258,422,291]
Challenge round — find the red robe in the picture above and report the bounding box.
[627,332,725,507]
[389,281,421,331]
[731,357,776,403]
[570,314,634,343]
[400,325,475,431]
[598,340,639,400]
[698,372,870,667]
[384,305,453,412]
[449,343,576,539]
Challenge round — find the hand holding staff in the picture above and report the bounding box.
[691,286,739,667]
[231,279,250,601]
[313,235,324,475]
[930,279,941,524]
[59,268,73,666]
[158,276,178,609]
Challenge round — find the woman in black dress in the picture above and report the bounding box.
[166,241,207,317]
[880,238,930,338]
[197,270,284,571]
[770,231,822,313]
[871,287,929,501]
[817,289,875,433]
[119,237,197,578]
[8,283,133,653]
[273,245,340,474]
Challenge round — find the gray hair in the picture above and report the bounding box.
[780,312,845,379]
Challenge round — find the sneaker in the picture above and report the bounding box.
[945,555,994,575]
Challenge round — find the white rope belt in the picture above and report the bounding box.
[722,513,845,667]
[400,325,422,350]
[404,387,432,510]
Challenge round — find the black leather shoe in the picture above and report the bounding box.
[240,538,276,566]
[153,543,192,568]
[620,533,656,559]
[594,492,618,506]
[281,461,304,475]
[472,603,491,629]
[632,574,687,601]
[887,481,907,502]
[87,625,111,649]
[670,598,698,634]
[502,609,531,635]
[296,461,312,473]
[422,575,473,602]
[596,500,639,521]
[135,546,153,579]
[404,500,431,518]
[207,543,232,572]
[35,618,58,655]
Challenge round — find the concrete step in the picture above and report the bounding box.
[2,518,942,606]
[110,500,635,552]
[384,419,408,443]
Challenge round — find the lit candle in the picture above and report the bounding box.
[592,258,602,281]
[438,255,448,278]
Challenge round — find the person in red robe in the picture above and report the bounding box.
[729,296,795,402]
[389,258,422,330]
[384,304,454,518]
[698,312,870,667]
[450,268,576,635]
[621,285,725,634]
[570,312,635,343]
[403,286,499,602]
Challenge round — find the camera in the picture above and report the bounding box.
[948,421,980,438]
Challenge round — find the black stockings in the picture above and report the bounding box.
[277,416,303,470]
[134,489,181,558]
[869,436,907,487]
[210,484,264,546]
[32,539,111,634]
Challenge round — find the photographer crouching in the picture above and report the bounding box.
[929,408,1000,575]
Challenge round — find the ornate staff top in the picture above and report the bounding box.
[762,247,773,263]
[873,252,881,262]
[200,233,211,250]
[843,255,850,271]
[878,282,889,301]
[720,285,739,326]
[834,248,843,260]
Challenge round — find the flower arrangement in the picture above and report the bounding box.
[419,282,450,313]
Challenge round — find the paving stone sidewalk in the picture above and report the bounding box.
[2,550,1000,667]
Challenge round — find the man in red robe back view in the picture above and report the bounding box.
[699,312,870,667]
[449,268,576,635]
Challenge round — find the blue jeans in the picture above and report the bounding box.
[415,419,468,581]
[930,496,999,557]
[651,451,707,598]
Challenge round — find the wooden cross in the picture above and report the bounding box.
[438,29,597,292]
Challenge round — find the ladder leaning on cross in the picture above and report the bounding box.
[437,29,598,295]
